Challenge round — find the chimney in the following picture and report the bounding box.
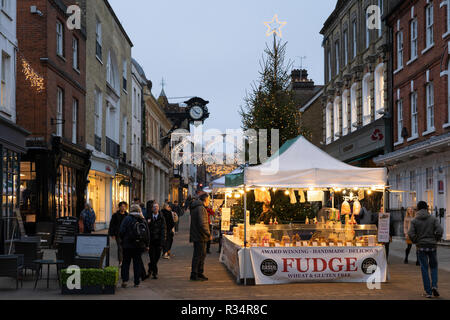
[291,69,314,90]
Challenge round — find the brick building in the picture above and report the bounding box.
[375,0,450,240]
[320,0,399,167]
[16,0,90,227]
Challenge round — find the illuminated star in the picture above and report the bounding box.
[264,14,287,38]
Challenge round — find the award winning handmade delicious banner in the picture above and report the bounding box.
[249,246,387,285]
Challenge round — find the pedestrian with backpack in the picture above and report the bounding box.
[119,204,150,288]
[408,201,444,299]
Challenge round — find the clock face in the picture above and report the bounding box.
[190,105,204,120]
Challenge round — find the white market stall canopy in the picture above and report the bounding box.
[244,136,387,189]
[210,167,244,190]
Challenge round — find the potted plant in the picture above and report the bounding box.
[103,266,119,294]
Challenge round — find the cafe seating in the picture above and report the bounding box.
[14,241,44,277]
[0,255,24,289]
[55,241,76,269]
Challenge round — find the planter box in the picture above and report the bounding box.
[61,285,103,295]
[103,285,116,295]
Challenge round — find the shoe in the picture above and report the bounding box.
[152,274,158,280]
[190,274,199,281]
[134,284,140,288]
[163,254,170,260]
[121,282,128,288]
[142,273,149,281]
[432,288,440,297]
[423,293,433,299]
[197,274,208,281]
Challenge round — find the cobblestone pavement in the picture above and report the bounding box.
[0,214,449,300]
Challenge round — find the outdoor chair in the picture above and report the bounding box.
[56,241,75,269]
[0,255,24,289]
[14,241,44,277]
[74,247,108,269]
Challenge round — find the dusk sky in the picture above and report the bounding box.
[108,0,336,133]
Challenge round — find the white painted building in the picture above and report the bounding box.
[0,0,17,122]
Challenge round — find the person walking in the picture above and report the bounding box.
[408,201,444,299]
[162,203,175,259]
[146,202,166,279]
[80,203,96,234]
[118,204,149,288]
[404,207,419,265]
[189,193,211,281]
[108,202,129,267]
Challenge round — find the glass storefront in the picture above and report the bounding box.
[20,161,37,220]
[55,165,76,218]
[112,174,130,211]
[87,172,108,224]
[1,147,20,242]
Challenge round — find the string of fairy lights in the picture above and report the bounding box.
[18,51,45,93]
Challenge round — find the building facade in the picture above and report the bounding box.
[375,0,450,240]
[79,0,133,229]
[16,0,90,229]
[320,0,398,166]
[0,0,29,252]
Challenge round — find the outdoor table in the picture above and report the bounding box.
[33,259,64,289]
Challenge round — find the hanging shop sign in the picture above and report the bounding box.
[249,246,387,285]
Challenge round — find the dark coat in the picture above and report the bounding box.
[162,209,175,233]
[108,211,128,237]
[147,212,166,246]
[408,209,444,248]
[119,212,149,249]
[189,200,210,243]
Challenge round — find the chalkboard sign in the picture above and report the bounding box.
[54,217,79,244]
[76,235,108,257]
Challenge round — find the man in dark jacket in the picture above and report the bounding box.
[162,203,175,259]
[108,202,128,266]
[146,202,166,279]
[189,193,211,281]
[408,201,444,298]
[119,205,149,288]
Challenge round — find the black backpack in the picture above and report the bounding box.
[131,216,149,248]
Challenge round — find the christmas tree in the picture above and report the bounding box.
[240,35,309,160]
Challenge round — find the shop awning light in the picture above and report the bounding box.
[285,190,290,195]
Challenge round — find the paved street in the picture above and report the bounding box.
[0,214,449,300]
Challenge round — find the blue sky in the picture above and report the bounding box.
[109,0,336,132]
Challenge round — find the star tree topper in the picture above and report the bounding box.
[264,14,287,38]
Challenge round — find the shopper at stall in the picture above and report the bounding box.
[190,193,211,281]
[408,201,443,298]
[118,204,149,288]
[404,207,419,265]
[80,203,96,234]
[147,202,166,279]
[109,201,129,267]
[162,202,175,259]
[257,203,277,225]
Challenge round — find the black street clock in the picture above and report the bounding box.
[185,97,210,123]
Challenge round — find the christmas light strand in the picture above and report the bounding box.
[21,58,45,92]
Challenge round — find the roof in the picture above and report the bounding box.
[292,85,324,107]
[131,58,147,81]
[300,88,324,113]
[320,0,348,35]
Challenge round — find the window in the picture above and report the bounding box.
[362,74,371,126]
[374,64,385,120]
[56,87,64,137]
[94,90,102,137]
[425,3,434,48]
[327,49,332,81]
[333,97,341,141]
[1,52,10,107]
[335,41,340,74]
[96,20,102,59]
[397,99,403,142]
[426,167,434,211]
[410,170,416,190]
[426,167,434,190]
[397,31,403,69]
[122,116,127,152]
[1,0,11,15]
[123,60,127,91]
[343,30,348,66]
[411,92,418,137]
[365,9,370,48]
[351,83,358,132]
[326,103,333,144]
[342,90,349,136]
[72,37,79,70]
[378,0,384,37]
[106,52,119,91]
[352,20,357,58]
[56,20,64,57]
[410,19,418,59]
[72,99,78,144]
[426,83,434,131]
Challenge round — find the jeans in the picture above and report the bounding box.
[417,248,438,295]
[164,231,174,254]
[148,242,162,275]
[116,238,124,264]
[121,248,143,286]
[191,241,207,276]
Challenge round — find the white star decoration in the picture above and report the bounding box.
[264,14,287,38]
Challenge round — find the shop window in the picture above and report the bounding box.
[19,161,37,214]
[55,165,76,218]
[87,174,106,224]
[2,149,19,218]
[112,174,130,212]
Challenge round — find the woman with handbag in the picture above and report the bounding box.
[404,207,419,265]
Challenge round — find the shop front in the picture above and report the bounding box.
[113,164,131,210]
[131,168,143,203]
[0,117,28,253]
[19,136,91,233]
[217,136,388,285]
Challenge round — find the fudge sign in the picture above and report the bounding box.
[260,259,278,276]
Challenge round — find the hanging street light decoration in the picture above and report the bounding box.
[21,57,45,92]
